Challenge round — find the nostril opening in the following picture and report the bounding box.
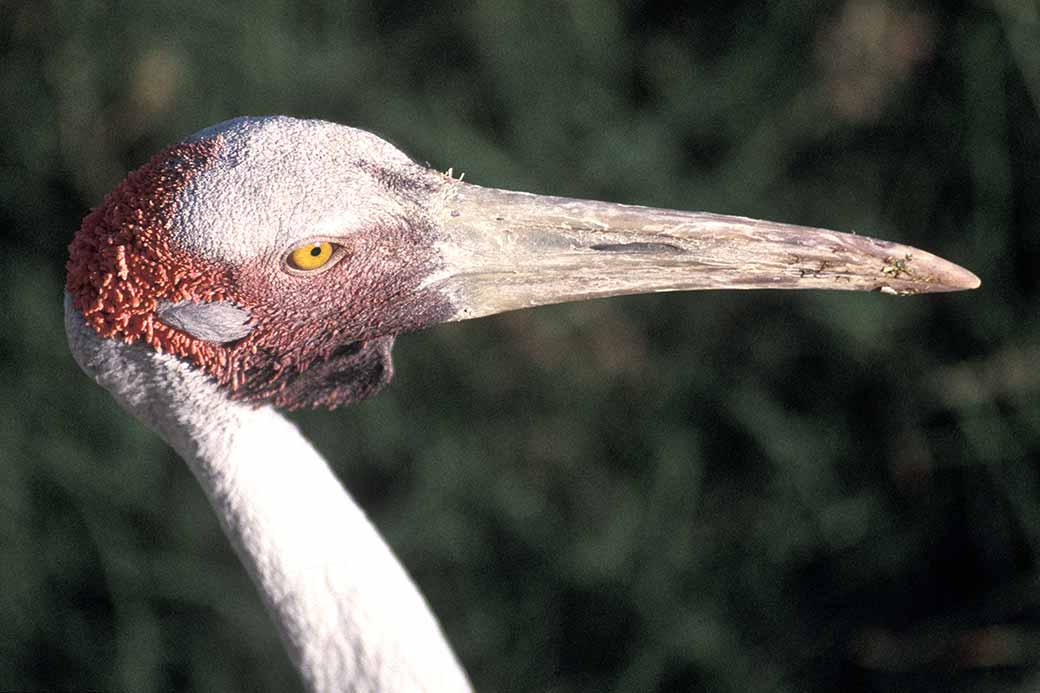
[589,242,684,254]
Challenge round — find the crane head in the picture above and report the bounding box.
[66,116,979,410]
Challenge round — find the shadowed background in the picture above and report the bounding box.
[1,1,1038,691]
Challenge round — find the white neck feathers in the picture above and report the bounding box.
[65,296,471,692]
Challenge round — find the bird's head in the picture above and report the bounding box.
[67,116,979,410]
[67,116,456,408]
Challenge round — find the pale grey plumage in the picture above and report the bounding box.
[66,116,979,693]
[156,300,254,343]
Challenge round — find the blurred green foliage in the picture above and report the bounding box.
[1,1,1038,691]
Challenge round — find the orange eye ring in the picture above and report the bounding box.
[288,241,335,271]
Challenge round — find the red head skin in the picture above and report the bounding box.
[67,119,452,409]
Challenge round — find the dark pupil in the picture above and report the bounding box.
[310,245,323,257]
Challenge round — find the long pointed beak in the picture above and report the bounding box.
[428,182,980,321]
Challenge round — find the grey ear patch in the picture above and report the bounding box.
[156,300,254,343]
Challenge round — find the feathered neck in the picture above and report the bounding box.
[65,295,471,692]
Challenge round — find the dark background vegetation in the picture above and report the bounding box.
[2,1,1038,691]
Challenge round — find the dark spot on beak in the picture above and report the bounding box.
[590,242,684,254]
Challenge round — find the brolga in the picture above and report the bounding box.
[65,116,979,692]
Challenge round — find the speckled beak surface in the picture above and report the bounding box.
[431,182,981,322]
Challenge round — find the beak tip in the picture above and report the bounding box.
[937,262,982,292]
[884,246,981,294]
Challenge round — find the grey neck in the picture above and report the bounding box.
[64,294,471,692]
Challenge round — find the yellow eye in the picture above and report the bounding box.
[288,242,334,271]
